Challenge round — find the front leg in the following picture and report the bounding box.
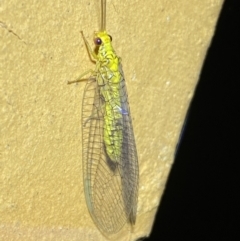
[81,31,98,61]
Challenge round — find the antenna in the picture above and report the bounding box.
[100,0,106,31]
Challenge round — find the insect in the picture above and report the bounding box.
[68,0,139,235]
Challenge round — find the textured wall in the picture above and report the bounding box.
[0,0,223,240]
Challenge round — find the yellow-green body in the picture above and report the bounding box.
[95,31,123,162]
[69,29,139,235]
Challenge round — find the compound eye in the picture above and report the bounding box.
[94,37,102,46]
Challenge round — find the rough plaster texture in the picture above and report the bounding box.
[1,0,223,240]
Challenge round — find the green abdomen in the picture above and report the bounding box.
[101,75,123,163]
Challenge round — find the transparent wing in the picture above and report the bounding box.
[119,68,139,225]
[82,74,138,234]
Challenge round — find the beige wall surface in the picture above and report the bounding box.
[1,0,223,240]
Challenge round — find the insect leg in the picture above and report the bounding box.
[67,70,95,84]
[68,31,98,85]
[80,31,98,61]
